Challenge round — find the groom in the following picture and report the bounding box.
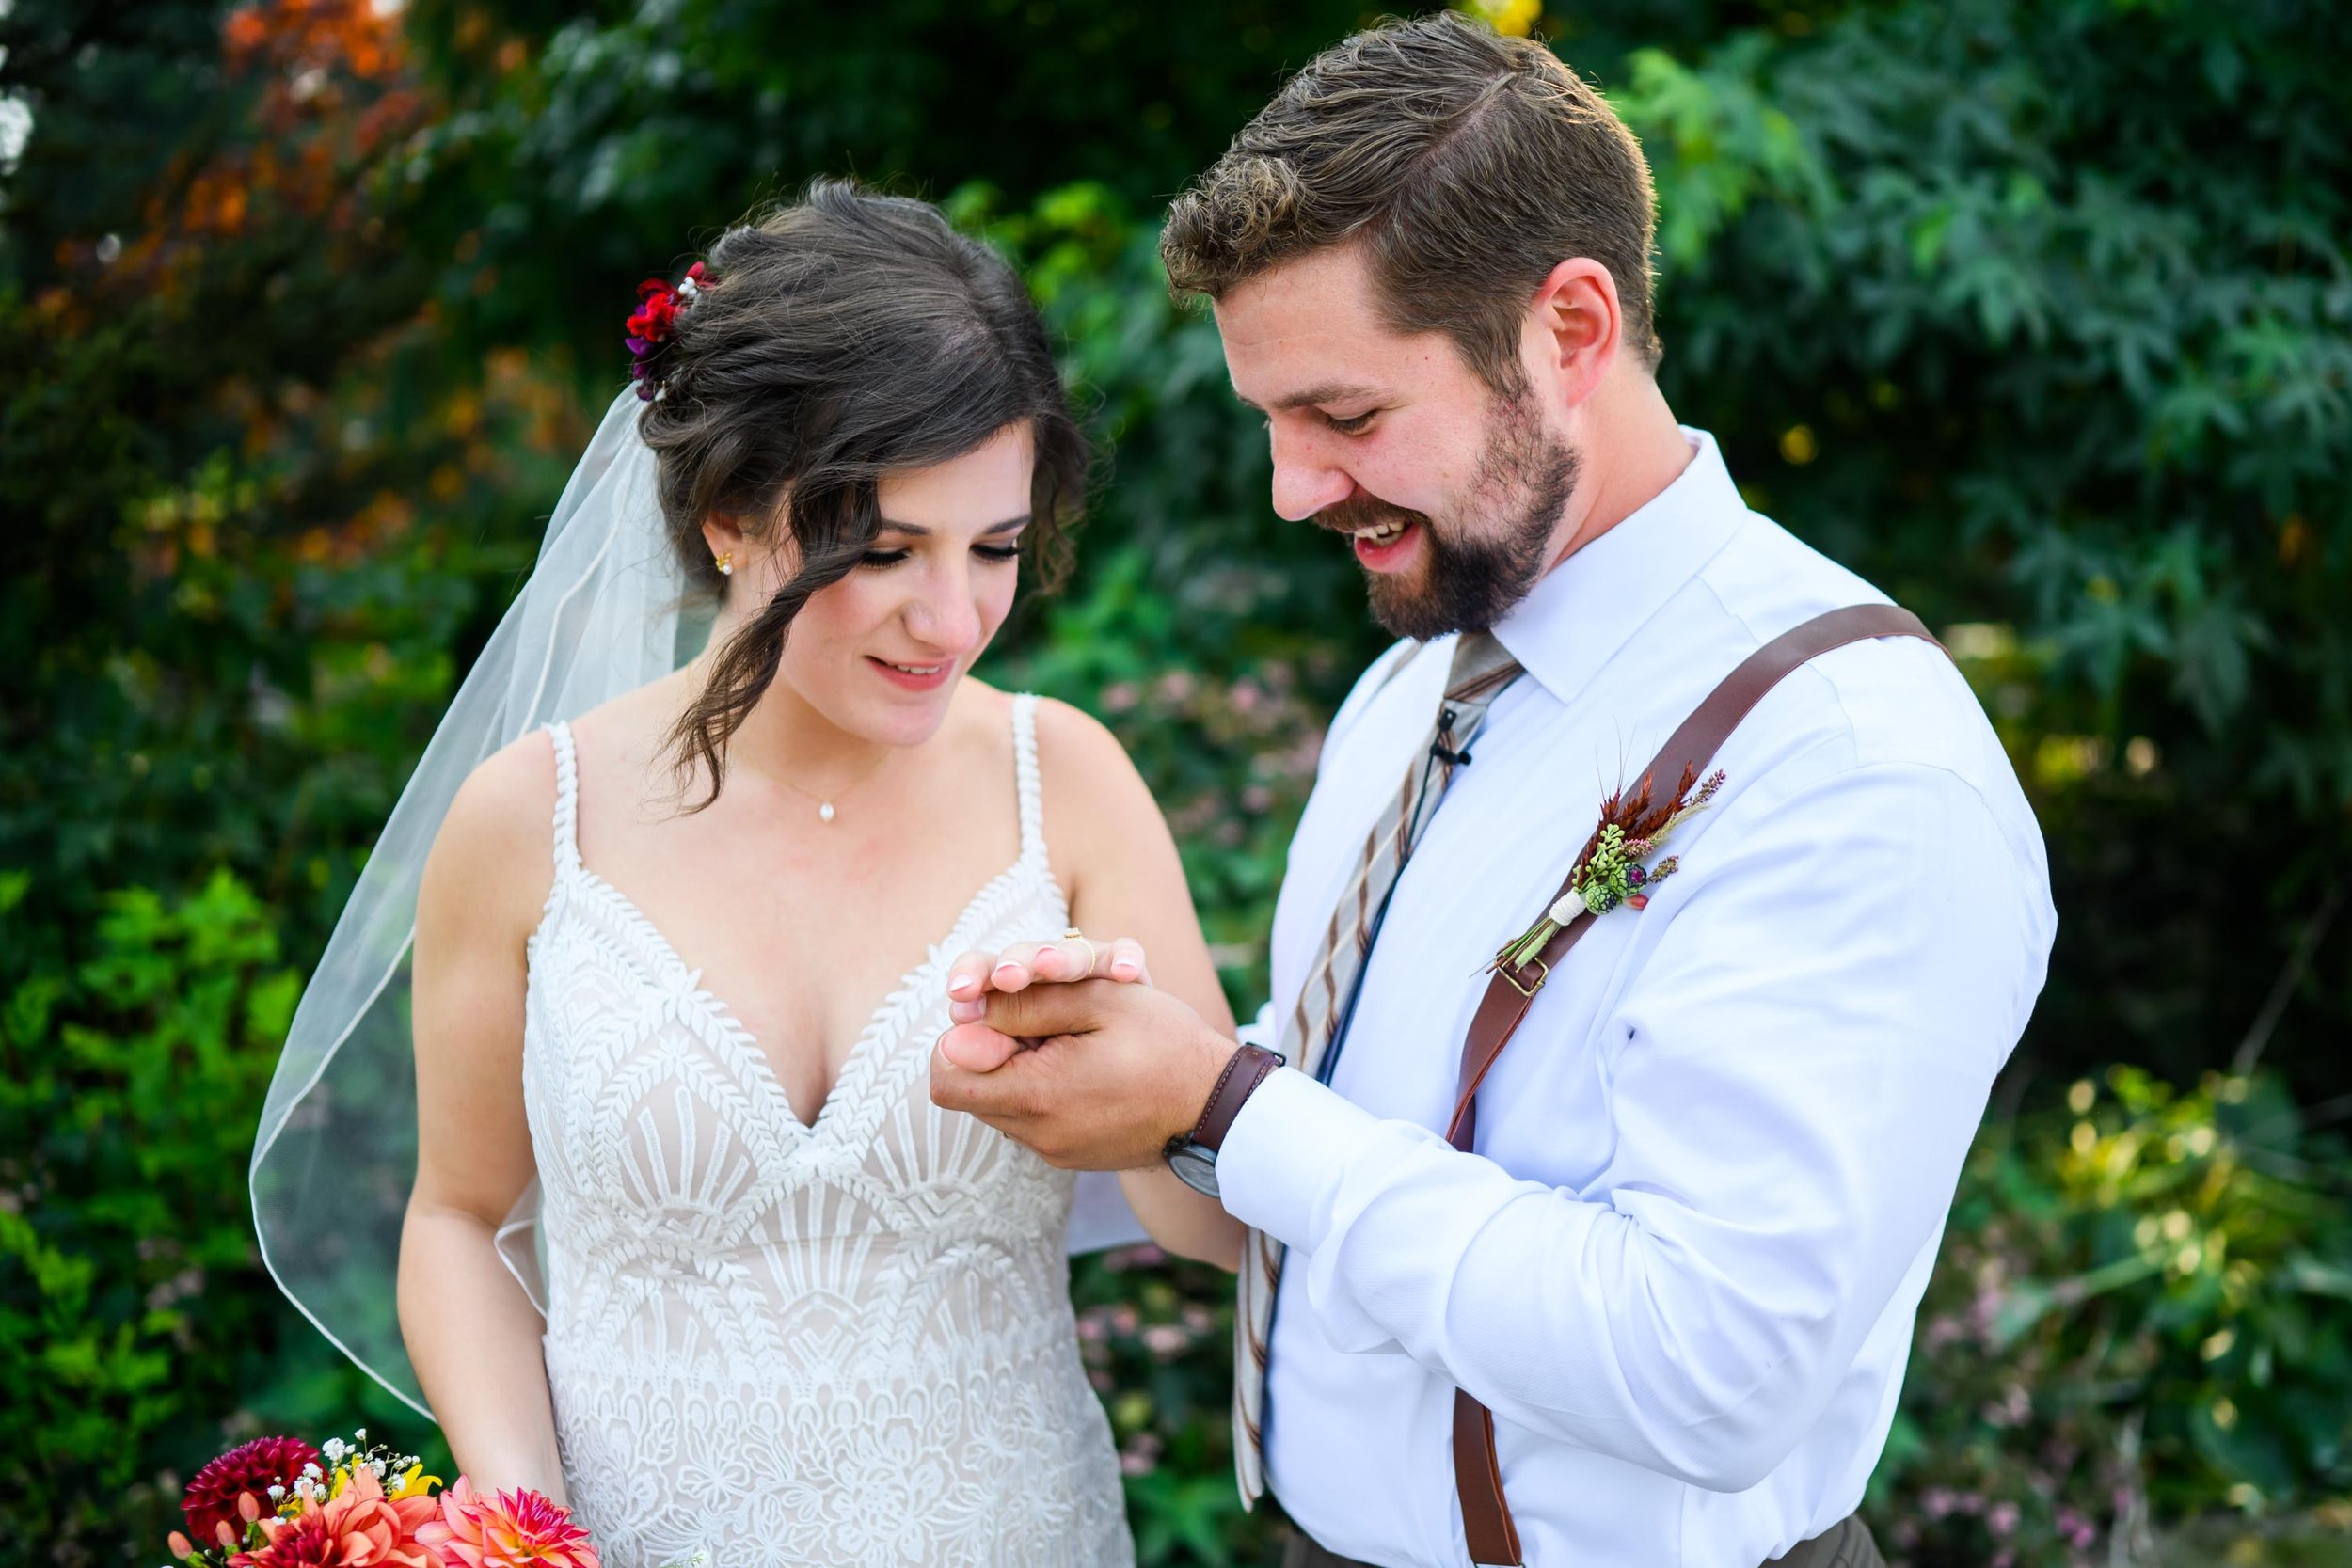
[933,14,2053,1568]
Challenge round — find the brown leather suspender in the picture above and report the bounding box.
[1443,605,1946,1566]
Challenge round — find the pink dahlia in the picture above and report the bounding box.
[417,1479,600,1568]
[185,1436,324,1546]
[231,1467,437,1568]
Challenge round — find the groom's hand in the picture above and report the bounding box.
[930,979,1232,1170]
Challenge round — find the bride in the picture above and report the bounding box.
[250,181,1239,1566]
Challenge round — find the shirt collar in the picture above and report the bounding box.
[1491,427,1748,705]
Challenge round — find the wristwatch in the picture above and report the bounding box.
[1163,1043,1285,1198]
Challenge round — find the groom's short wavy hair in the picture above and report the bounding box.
[1160,12,1661,389]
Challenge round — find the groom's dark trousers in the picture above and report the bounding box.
[1280,1513,1887,1568]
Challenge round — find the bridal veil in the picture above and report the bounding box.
[251,387,689,1415]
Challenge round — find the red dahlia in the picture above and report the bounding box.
[183,1435,322,1545]
[229,1513,337,1568]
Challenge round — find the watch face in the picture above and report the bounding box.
[1167,1143,1220,1199]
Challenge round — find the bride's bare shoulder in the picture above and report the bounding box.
[445,729,559,835]
[1026,693,1162,847]
[421,729,562,940]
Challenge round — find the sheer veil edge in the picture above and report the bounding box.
[249,388,687,1417]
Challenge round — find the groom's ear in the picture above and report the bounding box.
[1526,257,1623,410]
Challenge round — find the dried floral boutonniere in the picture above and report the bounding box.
[1490,766,1726,973]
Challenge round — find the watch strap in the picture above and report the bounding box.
[1191,1043,1283,1153]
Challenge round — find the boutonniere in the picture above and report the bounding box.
[1489,767,1726,973]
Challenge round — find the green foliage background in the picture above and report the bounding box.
[2,0,2347,1563]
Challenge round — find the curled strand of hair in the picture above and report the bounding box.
[633,179,1090,809]
[663,515,875,813]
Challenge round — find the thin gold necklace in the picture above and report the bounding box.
[771,748,892,824]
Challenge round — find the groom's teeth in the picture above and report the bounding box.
[1354,519,1410,546]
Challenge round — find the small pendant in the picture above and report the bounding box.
[818,800,836,824]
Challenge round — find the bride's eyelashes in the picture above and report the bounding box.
[857,541,1025,569]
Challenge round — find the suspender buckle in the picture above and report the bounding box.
[1500,955,1549,999]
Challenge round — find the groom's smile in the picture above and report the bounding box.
[1314,486,1430,576]
[1216,244,1581,638]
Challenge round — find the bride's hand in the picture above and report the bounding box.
[944,935,1150,1025]
[949,935,1151,1001]
[938,937,1149,1074]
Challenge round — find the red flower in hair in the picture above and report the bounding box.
[625,277,680,344]
[625,263,709,403]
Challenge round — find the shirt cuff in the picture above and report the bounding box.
[1215,1064,1382,1248]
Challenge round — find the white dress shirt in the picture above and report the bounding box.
[1218,430,2056,1568]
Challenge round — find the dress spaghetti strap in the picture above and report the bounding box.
[545,721,583,879]
[1010,693,1047,874]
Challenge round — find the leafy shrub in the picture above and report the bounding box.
[1058,1064,2352,1568]
[0,871,442,1567]
[1875,1069,2352,1566]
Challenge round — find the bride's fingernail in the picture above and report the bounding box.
[947,975,978,998]
[949,999,985,1024]
[993,961,1024,984]
[1112,959,1138,979]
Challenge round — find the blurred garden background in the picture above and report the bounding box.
[3,0,2349,1562]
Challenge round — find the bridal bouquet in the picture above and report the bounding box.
[164,1431,600,1568]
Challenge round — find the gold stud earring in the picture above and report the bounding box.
[715,552,735,577]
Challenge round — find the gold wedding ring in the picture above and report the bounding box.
[1061,927,1101,979]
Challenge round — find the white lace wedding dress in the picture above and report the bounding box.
[518,694,1132,1567]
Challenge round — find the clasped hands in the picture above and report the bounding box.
[928,934,1233,1171]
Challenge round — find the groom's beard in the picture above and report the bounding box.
[1319,396,1579,641]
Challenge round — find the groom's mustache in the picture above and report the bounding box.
[1314,491,1434,540]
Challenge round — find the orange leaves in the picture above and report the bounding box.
[297,491,417,567]
[220,0,423,155]
[225,0,407,86]
[90,0,436,312]
[182,167,254,237]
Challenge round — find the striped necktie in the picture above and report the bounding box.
[1233,630,1525,1504]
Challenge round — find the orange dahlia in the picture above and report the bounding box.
[231,1467,437,1568]
[416,1480,599,1568]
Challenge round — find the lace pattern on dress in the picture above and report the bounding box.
[521,695,1131,1567]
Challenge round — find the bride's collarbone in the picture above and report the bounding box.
[571,784,1023,1124]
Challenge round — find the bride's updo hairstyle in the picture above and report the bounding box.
[634,179,1087,802]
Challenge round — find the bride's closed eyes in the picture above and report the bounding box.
[858,515,1028,570]
[859,541,1025,568]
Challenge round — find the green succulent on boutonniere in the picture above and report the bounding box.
[1490,767,1726,974]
